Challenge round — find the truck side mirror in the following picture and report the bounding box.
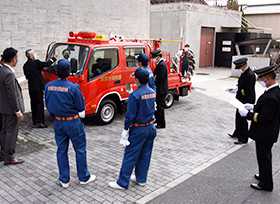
[70,58,78,73]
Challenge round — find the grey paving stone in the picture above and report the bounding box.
[103,195,117,202]
[91,194,106,203]
[4,195,17,203]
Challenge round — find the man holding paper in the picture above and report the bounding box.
[228,58,256,144]
[238,65,280,191]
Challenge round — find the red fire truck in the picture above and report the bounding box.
[42,31,192,125]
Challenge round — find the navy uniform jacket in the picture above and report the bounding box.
[23,57,56,92]
[153,59,168,95]
[45,79,85,117]
[144,65,157,92]
[124,84,156,130]
[247,85,280,143]
[236,67,256,104]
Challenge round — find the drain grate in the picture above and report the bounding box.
[195,73,209,75]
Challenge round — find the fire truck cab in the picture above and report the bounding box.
[42,31,192,125]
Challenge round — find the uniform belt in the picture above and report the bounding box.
[55,114,79,121]
[133,121,153,127]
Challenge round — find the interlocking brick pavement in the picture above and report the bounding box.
[0,67,267,203]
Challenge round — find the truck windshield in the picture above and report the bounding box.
[44,43,89,76]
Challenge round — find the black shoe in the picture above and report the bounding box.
[234,141,247,145]
[251,183,272,192]
[228,134,237,139]
[4,158,25,165]
[254,174,261,181]
[156,125,165,129]
[34,123,48,128]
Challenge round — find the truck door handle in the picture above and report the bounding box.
[114,80,120,85]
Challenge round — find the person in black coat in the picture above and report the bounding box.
[150,50,168,129]
[238,65,280,191]
[229,58,256,144]
[23,49,58,128]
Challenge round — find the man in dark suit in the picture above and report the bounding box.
[0,58,4,123]
[0,47,25,165]
[229,58,256,144]
[238,65,280,191]
[23,49,58,128]
[0,57,5,158]
[150,50,168,129]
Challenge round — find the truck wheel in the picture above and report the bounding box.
[165,91,174,108]
[97,99,116,125]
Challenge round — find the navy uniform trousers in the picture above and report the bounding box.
[256,141,274,190]
[54,117,90,182]
[233,109,249,143]
[117,124,156,189]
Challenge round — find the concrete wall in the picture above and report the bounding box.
[0,0,150,77]
[150,3,240,66]
[245,14,279,38]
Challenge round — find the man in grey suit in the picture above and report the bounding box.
[0,57,4,131]
[0,57,4,157]
[0,47,25,165]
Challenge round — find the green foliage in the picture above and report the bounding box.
[227,0,238,10]
[240,5,248,33]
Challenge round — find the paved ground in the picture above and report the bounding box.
[0,67,278,203]
[147,140,280,204]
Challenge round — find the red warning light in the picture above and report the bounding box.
[69,31,97,39]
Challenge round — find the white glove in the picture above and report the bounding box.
[244,103,254,110]
[119,129,130,146]
[238,108,248,117]
[78,110,85,118]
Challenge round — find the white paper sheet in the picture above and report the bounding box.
[229,97,244,110]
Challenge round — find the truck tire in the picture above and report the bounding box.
[96,99,116,125]
[165,91,174,108]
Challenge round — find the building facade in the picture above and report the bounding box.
[243,4,280,38]
[150,2,240,67]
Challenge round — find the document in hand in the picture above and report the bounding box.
[223,87,237,94]
[229,97,244,110]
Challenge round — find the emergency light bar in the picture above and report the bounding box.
[69,31,97,39]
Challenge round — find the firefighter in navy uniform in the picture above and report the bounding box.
[136,53,156,92]
[150,50,168,129]
[181,49,189,76]
[109,67,157,190]
[45,59,96,188]
[229,58,256,144]
[239,65,280,191]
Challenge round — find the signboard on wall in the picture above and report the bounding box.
[222,47,231,52]
[222,41,231,46]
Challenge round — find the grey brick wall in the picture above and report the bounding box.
[0,0,150,77]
